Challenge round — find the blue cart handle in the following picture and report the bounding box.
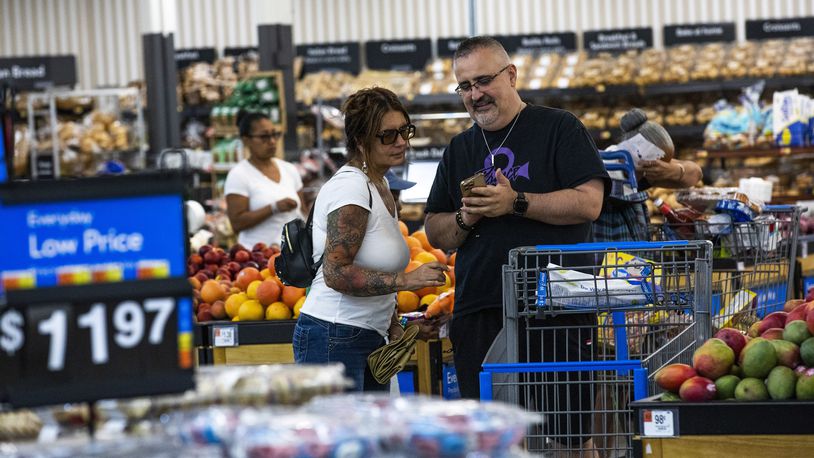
[533,240,690,252]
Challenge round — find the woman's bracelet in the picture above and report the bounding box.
[455,209,475,231]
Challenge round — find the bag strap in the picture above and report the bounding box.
[310,169,374,272]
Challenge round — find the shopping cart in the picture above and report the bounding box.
[481,240,712,457]
[651,204,803,331]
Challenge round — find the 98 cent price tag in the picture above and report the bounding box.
[642,409,677,437]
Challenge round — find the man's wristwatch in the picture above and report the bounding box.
[512,191,528,216]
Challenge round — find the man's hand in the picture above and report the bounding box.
[461,169,515,218]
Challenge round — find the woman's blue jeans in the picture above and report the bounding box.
[293,313,388,392]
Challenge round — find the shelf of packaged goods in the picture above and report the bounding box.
[695,145,814,160]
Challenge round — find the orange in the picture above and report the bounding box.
[429,248,447,264]
[414,286,437,298]
[411,231,433,251]
[419,293,438,309]
[436,272,452,294]
[398,220,409,237]
[256,279,282,306]
[293,296,306,318]
[281,285,306,308]
[224,292,248,318]
[265,302,292,320]
[405,260,422,273]
[413,251,438,265]
[397,291,420,313]
[448,252,456,266]
[201,280,225,304]
[409,246,425,259]
[246,280,263,299]
[238,299,264,321]
[405,236,422,250]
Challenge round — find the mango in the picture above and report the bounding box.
[786,304,809,325]
[740,339,777,379]
[734,377,769,401]
[679,376,717,402]
[714,328,747,359]
[760,328,784,340]
[692,338,735,380]
[783,320,812,345]
[770,339,800,368]
[747,321,761,338]
[758,311,787,335]
[714,374,740,400]
[800,337,814,367]
[766,366,796,400]
[795,368,814,400]
[660,391,681,402]
[654,363,696,393]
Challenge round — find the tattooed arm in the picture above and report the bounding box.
[322,204,448,297]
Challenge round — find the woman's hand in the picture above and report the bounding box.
[411,315,452,341]
[275,197,299,212]
[399,262,448,292]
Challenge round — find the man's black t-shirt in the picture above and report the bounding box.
[425,104,610,318]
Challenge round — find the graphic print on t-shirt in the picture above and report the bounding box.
[476,146,530,185]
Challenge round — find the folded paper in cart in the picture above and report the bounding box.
[536,263,652,309]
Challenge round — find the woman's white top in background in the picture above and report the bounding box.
[224,158,303,248]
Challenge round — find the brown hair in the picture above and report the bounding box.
[341,87,410,162]
[620,108,675,161]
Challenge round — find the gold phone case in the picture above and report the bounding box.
[460,172,486,197]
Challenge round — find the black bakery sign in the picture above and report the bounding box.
[496,33,577,54]
[174,48,217,69]
[365,39,432,72]
[664,22,736,46]
[437,37,467,58]
[0,56,77,90]
[746,17,814,39]
[295,42,361,74]
[583,28,653,53]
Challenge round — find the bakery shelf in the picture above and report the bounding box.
[696,145,814,159]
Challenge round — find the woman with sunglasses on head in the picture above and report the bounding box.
[224,111,305,250]
[293,87,448,392]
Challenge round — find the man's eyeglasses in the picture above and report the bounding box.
[454,65,511,95]
[376,124,416,145]
[247,132,282,142]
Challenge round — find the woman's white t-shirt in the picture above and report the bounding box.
[300,166,410,336]
[223,158,303,248]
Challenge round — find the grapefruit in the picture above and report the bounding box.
[256,279,282,306]
[266,302,292,320]
[246,280,263,299]
[282,286,306,308]
[397,291,420,313]
[224,292,248,318]
[238,299,264,321]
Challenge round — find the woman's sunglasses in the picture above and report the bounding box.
[375,124,416,145]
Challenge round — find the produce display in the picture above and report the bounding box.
[187,242,304,323]
[654,299,814,402]
[396,223,456,322]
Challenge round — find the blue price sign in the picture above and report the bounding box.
[0,194,186,290]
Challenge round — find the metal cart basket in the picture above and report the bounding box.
[652,204,802,331]
[482,240,712,457]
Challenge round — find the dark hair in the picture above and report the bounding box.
[619,108,675,160]
[237,111,270,138]
[453,36,509,62]
[341,87,410,162]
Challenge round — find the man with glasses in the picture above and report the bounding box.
[424,36,609,456]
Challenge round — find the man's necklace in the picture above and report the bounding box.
[481,108,522,167]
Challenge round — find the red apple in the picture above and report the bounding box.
[198,244,214,256]
[252,242,267,252]
[196,309,213,322]
[233,250,251,263]
[227,261,242,274]
[229,243,248,258]
[194,272,209,284]
[251,252,266,265]
[204,250,220,264]
[188,253,204,266]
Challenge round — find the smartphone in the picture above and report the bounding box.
[460,172,486,198]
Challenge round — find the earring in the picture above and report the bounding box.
[362,160,368,174]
